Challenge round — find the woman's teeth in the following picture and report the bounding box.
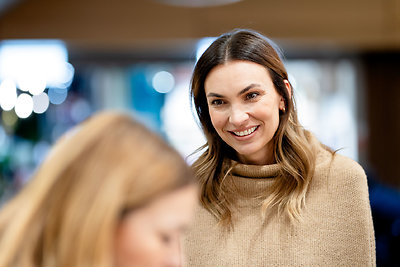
[233,126,257,137]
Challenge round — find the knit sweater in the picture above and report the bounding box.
[183,145,376,266]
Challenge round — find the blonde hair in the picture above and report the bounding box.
[0,111,193,267]
[191,29,324,226]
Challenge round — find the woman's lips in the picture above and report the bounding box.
[229,126,259,137]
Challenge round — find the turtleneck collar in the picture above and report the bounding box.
[223,161,279,202]
[228,132,329,181]
[231,161,280,179]
[224,133,331,202]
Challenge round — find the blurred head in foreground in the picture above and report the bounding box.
[0,111,197,267]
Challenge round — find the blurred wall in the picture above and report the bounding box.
[363,53,400,187]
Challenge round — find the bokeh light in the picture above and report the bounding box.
[0,40,75,118]
[17,74,46,95]
[33,92,50,114]
[0,40,68,85]
[0,79,17,111]
[70,98,92,123]
[152,71,175,93]
[48,88,68,105]
[15,93,33,119]
[2,110,18,128]
[53,62,75,89]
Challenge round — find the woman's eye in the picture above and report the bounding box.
[246,92,259,100]
[211,99,224,106]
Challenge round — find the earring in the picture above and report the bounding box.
[280,100,286,112]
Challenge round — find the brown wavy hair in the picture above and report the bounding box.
[0,111,194,267]
[191,29,319,225]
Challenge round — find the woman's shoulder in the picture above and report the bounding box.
[314,144,368,191]
[317,147,364,173]
[308,130,365,176]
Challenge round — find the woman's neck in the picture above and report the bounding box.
[237,149,275,165]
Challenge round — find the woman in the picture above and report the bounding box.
[184,29,375,266]
[0,111,197,267]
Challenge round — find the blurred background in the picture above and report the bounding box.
[0,0,399,265]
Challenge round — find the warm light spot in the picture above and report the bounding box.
[2,110,18,127]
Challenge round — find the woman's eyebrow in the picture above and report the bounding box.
[237,83,261,96]
[206,92,223,98]
[207,83,261,98]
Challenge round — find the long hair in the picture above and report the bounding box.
[191,29,318,225]
[0,111,194,267]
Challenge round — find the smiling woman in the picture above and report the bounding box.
[184,29,376,266]
[205,60,288,165]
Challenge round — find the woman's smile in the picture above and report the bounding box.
[230,125,259,137]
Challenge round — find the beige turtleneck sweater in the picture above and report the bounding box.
[184,146,376,266]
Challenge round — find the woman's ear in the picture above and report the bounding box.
[284,79,292,99]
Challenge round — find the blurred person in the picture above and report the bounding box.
[0,111,197,267]
[184,29,375,266]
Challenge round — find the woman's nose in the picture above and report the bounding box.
[228,106,249,127]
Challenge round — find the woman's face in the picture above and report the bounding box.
[204,60,285,165]
[114,185,197,267]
